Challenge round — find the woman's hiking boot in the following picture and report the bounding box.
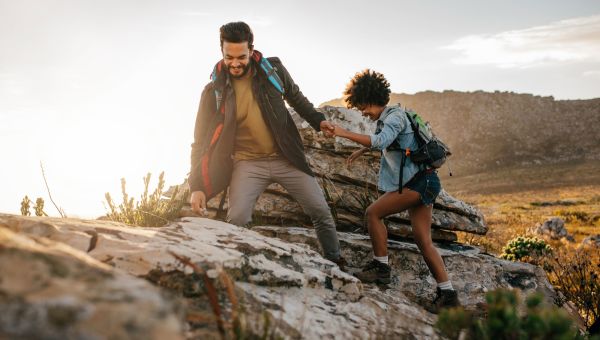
[433,287,460,311]
[353,259,391,284]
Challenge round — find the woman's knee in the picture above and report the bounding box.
[365,204,381,220]
[418,238,434,251]
[412,229,433,248]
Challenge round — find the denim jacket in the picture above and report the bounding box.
[369,105,422,192]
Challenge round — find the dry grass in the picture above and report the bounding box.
[441,161,600,254]
[451,185,600,254]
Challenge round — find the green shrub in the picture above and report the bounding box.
[104,172,189,227]
[500,236,552,263]
[436,289,586,339]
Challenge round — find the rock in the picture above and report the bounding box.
[582,234,600,247]
[254,226,559,312]
[0,213,563,339]
[387,222,458,242]
[0,226,184,340]
[535,217,575,242]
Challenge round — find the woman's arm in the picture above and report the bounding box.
[347,146,370,166]
[333,125,372,147]
[334,110,406,150]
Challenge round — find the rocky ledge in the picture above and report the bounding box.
[1,213,559,339]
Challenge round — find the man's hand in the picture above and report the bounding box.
[320,120,335,138]
[190,190,208,216]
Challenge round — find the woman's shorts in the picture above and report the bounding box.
[404,170,441,206]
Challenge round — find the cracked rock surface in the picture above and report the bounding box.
[1,213,561,339]
[0,223,184,340]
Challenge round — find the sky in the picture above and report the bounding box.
[1,0,600,218]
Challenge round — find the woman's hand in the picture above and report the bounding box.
[347,147,369,166]
[333,124,347,137]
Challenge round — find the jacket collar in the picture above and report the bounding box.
[378,104,401,122]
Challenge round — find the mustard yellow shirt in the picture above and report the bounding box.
[231,71,278,160]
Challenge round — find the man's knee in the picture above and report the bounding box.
[227,207,252,227]
[307,204,334,227]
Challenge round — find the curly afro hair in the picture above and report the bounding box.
[343,69,391,109]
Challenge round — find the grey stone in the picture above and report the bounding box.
[582,234,600,247]
[536,217,575,241]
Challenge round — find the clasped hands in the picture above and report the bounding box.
[319,120,345,138]
[319,120,367,166]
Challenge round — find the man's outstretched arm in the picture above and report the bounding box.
[272,59,332,133]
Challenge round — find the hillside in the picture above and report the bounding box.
[321,91,600,178]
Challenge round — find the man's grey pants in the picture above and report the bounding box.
[227,156,341,260]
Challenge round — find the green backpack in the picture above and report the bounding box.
[384,107,452,191]
[404,109,452,170]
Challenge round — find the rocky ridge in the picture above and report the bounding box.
[0,213,563,339]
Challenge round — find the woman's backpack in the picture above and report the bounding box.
[380,107,453,192]
[404,109,451,169]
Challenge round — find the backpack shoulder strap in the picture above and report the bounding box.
[210,61,225,111]
[258,56,285,95]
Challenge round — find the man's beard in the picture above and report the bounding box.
[227,63,251,78]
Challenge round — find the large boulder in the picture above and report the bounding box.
[0,225,184,340]
[253,226,558,311]
[1,213,559,339]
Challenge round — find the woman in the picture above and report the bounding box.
[333,69,459,310]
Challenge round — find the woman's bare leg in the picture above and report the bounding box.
[409,204,449,283]
[365,190,421,256]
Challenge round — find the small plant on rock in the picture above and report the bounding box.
[34,198,48,216]
[104,172,189,227]
[20,196,48,217]
[20,196,32,216]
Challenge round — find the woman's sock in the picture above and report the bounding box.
[437,280,454,291]
[374,255,389,265]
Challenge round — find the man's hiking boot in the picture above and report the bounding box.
[353,259,391,284]
[331,256,348,272]
[433,287,460,311]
